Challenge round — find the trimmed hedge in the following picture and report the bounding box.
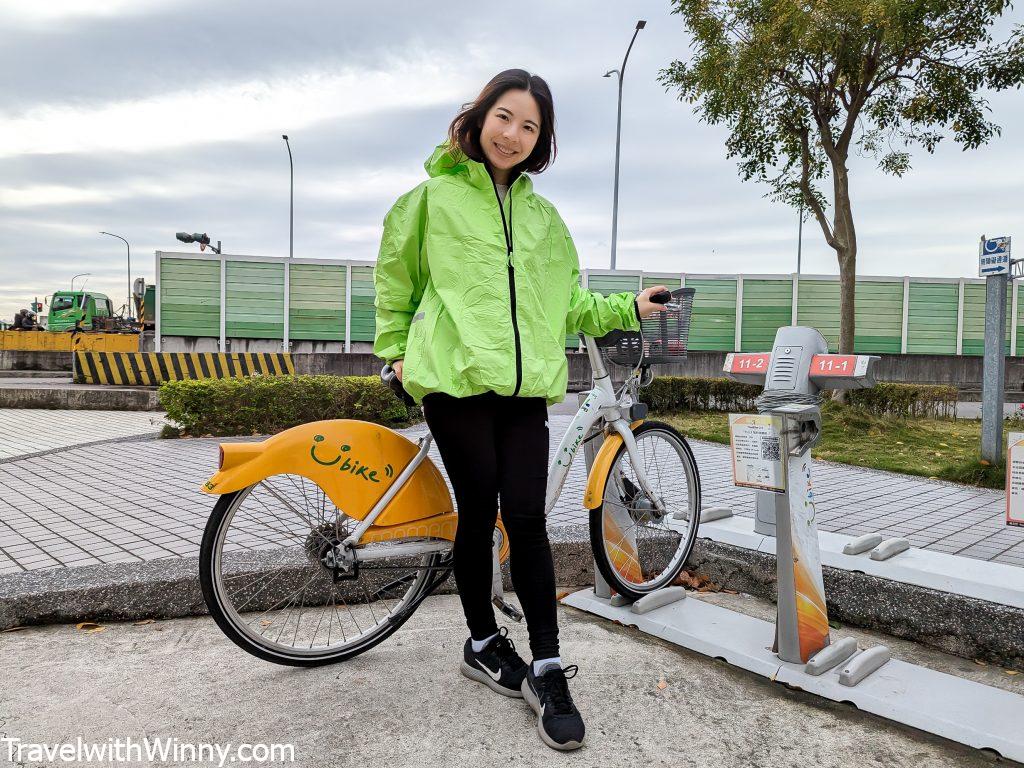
[646,376,958,419]
[844,382,958,419]
[159,375,418,437]
[645,377,762,413]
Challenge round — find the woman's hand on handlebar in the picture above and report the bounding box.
[392,359,403,382]
[636,285,671,320]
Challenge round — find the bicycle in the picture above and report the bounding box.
[198,288,701,666]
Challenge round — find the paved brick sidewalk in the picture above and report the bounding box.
[0,409,166,462]
[1,414,1022,575]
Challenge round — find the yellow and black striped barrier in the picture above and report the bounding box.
[73,351,295,385]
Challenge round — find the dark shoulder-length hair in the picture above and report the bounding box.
[447,69,557,175]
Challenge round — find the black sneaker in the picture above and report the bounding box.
[521,663,585,750]
[460,627,528,698]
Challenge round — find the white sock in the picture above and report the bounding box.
[471,632,498,653]
[533,656,562,675]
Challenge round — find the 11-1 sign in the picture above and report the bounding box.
[809,355,871,378]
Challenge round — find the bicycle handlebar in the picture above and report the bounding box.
[381,363,415,407]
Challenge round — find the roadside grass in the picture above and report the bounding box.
[658,403,1010,489]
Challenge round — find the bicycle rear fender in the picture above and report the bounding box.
[582,420,643,509]
[201,420,453,527]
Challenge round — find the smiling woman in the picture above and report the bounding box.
[371,67,671,752]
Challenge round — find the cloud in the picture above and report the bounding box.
[0,50,486,158]
[1,0,1022,324]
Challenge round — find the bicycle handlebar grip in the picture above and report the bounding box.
[380,364,415,408]
[650,290,672,304]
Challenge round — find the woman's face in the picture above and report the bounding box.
[478,88,542,177]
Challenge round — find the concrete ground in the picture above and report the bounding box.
[1,589,1015,767]
[3,405,1024,576]
[0,408,165,461]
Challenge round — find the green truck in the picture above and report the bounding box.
[46,291,116,331]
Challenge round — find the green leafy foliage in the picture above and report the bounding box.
[645,376,956,418]
[658,0,1024,352]
[844,381,958,418]
[660,402,1007,489]
[645,376,763,413]
[158,375,419,437]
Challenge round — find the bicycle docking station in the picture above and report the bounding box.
[565,326,1024,762]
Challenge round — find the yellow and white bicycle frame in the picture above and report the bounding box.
[200,330,660,608]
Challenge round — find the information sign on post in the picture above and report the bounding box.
[979,236,1011,277]
[980,234,1013,464]
[1007,432,1024,527]
[728,413,786,493]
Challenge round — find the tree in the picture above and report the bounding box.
[659,0,1024,353]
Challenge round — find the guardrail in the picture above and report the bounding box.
[73,351,294,385]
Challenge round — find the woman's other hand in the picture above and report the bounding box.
[636,285,670,320]
[392,359,404,382]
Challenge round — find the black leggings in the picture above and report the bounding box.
[422,390,558,660]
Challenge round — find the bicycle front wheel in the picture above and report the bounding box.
[199,473,451,667]
[589,420,701,601]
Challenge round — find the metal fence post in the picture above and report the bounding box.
[219,255,227,353]
[344,263,352,354]
[1012,280,1019,357]
[735,276,744,351]
[900,277,910,354]
[154,251,162,352]
[791,274,799,326]
[283,260,290,352]
[956,279,965,356]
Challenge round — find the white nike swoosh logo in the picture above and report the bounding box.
[477,660,503,682]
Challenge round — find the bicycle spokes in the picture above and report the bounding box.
[599,427,698,590]
[207,474,447,659]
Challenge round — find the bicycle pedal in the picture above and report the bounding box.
[492,595,524,622]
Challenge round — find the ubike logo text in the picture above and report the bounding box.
[309,435,393,483]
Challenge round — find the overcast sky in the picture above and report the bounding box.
[1,0,1022,321]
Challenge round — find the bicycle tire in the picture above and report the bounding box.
[589,420,701,601]
[200,485,451,667]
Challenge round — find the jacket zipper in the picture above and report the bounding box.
[491,176,522,397]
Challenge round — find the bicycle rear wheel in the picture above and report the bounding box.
[589,421,701,601]
[199,473,451,667]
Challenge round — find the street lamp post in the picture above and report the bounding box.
[282,135,294,259]
[99,231,132,320]
[604,19,646,270]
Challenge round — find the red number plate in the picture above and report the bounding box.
[724,353,771,373]
[810,354,866,377]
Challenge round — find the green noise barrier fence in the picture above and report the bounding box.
[156,252,1015,356]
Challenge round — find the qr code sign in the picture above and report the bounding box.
[761,437,781,462]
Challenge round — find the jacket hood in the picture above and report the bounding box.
[423,141,533,194]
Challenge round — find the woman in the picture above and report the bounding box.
[373,69,667,751]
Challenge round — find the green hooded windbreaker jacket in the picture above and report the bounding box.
[373,142,641,406]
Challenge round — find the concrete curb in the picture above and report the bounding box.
[0,385,159,410]
[1,531,1020,670]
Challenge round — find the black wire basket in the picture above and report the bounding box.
[592,287,695,369]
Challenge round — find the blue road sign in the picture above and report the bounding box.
[979,236,1012,277]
